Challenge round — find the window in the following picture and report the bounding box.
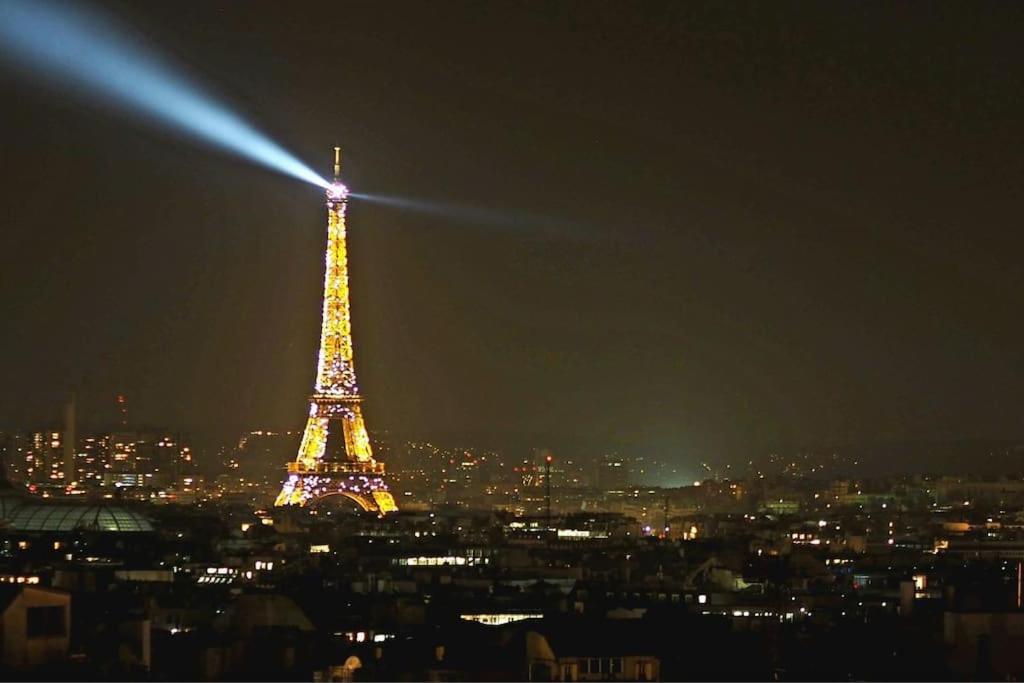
[562,663,577,681]
[27,606,65,638]
[608,658,622,675]
[636,661,652,681]
[530,662,551,681]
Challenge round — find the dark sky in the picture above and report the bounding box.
[2,1,1023,469]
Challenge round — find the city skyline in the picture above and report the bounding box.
[2,2,1024,470]
[3,3,1024,680]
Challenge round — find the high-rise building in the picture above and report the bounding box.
[63,395,76,484]
[76,434,109,484]
[37,430,64,483]
[105,431,193,488]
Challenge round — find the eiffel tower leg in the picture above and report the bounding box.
[275,414,328,507]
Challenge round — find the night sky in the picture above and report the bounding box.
[2,1,1023,468]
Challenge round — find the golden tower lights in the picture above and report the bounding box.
[274,149,398,514]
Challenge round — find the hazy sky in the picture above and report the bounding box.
[2,1,1023,466]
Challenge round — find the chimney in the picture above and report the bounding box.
[63,394,76,484]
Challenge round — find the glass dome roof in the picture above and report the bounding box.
[0,484,25,522]
[8,503,154,533]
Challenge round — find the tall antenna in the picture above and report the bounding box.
[64,393,76,484]
[663,495,670,539]
[116,394,128,428]
[333,146,342,180]
[545,453,553,530]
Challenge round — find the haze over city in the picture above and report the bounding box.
[2,2,1024,681]
[4,2,1023,473]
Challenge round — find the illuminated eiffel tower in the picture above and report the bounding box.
[275,149,397,514]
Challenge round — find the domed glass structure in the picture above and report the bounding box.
[8,503,154,532]
[0,484,25,523]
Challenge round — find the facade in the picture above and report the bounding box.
[555,655,659,682]
[0,585,71,672]
[75,434,109,485]
[524,628,661,682]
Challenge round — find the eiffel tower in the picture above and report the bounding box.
[275,149,397,514]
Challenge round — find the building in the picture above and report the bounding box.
[0,585,71,672]
[106,431,193,488]
[4,430,65,484]
[75,434,110,485]
[525,622,661,681]
[944,610,1024,679]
